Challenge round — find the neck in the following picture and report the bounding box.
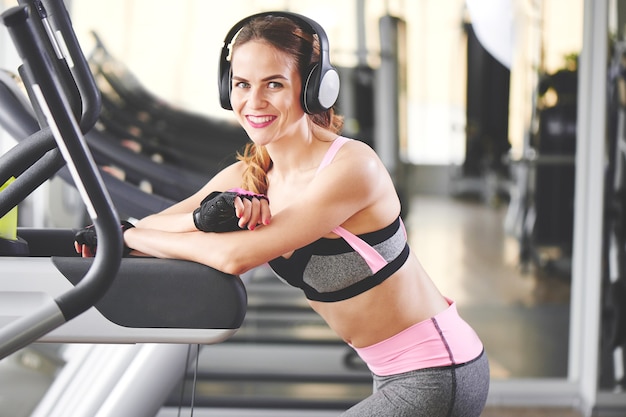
[267,123,335,175]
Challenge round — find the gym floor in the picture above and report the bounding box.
[482,408,582,417]
[407,194,572,380]
[407,193,577,416]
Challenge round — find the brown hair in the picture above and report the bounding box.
[233,15,343,194]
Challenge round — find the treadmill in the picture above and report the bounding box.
[0,2,247,415]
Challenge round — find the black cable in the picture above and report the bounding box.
[177,344,192,417]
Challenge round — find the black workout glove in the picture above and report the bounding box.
[74,220,135,257]
[193,188,268,233]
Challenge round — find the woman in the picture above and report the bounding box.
[76,12,489,416]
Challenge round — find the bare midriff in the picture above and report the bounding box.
[308,253,450,348]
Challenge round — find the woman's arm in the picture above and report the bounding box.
[123,141,397,275]
[75,160,272,257]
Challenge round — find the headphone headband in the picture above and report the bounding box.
[218,11,340,114]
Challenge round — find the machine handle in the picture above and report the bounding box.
[21,0,102,132]
[0,5,121,359]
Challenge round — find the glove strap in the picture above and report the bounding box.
[120,220,135,257]
[227,188,269,202]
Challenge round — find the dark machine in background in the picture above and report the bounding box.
[455,22,511,204]
[464,23,511,186]
[335,12,409,215]
[600,39,626,395]
[533,64,577,251]
[467,11,577,275]
[507,58,578,274]
[335,64,375,149]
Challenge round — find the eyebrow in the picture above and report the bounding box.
[232,74,289,82]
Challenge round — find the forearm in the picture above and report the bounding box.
[124,227,187,259]
[123,227,240,273]
[135,212,196,232]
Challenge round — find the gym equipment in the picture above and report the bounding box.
[0,4,248,414]
[88,32,249,172]
[503,56,577,273]
[0,79,208,202]
[533,67,577,249]
[599,39,626,391]
[0,3,247,415]
[218,11,340,114]
[0,3,125,357]
[0,71,208,209]
[0,6,178,219]
[463,22,511,182]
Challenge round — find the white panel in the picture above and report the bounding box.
[0,258,238,344]
[568,0,608,415]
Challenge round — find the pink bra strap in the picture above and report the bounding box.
[315,136,350,175]
[316,136,389,274]
[332,218,405,274]
[332,226,387,273]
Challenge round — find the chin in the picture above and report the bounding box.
[246,134,273,147]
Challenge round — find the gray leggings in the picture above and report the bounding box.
[341,351,489,417]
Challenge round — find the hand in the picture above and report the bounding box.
[74,221,135,257]
[74,224,97,257]
[193,188,270,232]
[233,188,271,231]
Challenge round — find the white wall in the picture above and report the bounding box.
[68,0,472,164]
[0,0,20,156]
[69,0,362,123]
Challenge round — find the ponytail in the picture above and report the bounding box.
[236,143,272,195]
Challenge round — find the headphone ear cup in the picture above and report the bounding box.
[219,63,233,110]
[318,67,340,111]
[302,64,340,114]
[301,64,321,114]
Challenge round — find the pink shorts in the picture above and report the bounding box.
[351,298,484,376]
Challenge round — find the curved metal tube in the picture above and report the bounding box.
[0,5,121,359]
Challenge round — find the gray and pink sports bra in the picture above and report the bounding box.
[268,137,410,302]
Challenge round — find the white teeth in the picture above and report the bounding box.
[248,115,273,124]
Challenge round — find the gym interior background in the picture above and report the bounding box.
[0,0,624,416]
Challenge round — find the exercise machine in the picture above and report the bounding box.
[0,2,246,415]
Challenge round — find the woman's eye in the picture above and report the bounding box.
[268,81,283,89]
[234,81,249,89]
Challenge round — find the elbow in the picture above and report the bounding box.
[203,249,255,276]
[218,260,250,276]
[186,233,262,276]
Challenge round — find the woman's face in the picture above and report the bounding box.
[229,40,306,146]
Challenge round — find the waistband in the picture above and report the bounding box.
[351,298,484,376]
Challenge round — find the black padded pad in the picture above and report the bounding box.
[52,257,247,330]
[17,228,78,257]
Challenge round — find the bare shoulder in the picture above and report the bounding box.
[331,138,388,179]
[312,138,395,211]
[339,137,378,156]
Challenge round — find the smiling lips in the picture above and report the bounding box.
[246,115,276,128]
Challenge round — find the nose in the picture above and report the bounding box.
[248,87,267,109]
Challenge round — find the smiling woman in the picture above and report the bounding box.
[71,11,490,416]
